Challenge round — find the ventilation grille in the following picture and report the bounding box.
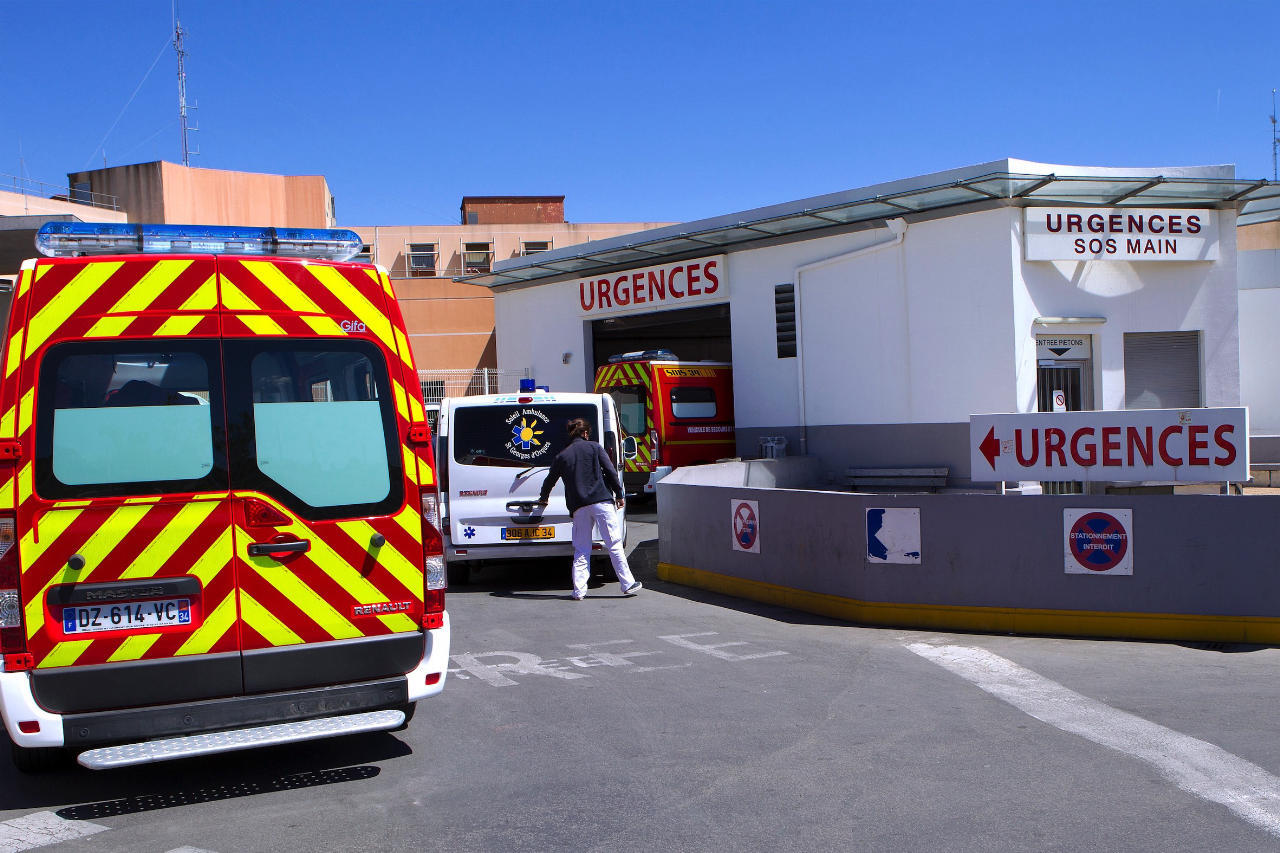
[775,284,796,358]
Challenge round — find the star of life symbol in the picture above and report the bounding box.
[463,526,476,539]
[511,416,544,451]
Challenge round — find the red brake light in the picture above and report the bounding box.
[0,514,27,667]
[421,491,445,628]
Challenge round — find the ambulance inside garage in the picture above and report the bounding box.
[589,303,730,369]
[467,158,1280,488]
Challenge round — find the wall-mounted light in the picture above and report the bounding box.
[562,352,573,364]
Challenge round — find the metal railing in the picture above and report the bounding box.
[418,368,531,404]
[0,173,120,211]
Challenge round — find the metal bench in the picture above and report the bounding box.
[847,467,949,492]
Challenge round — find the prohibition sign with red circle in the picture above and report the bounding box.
[1068,511,1129,571]
[733,501,758,550]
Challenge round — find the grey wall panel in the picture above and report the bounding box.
[659,467,1280,619]
[736,423,973,481]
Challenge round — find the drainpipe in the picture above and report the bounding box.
[793,218,909,457]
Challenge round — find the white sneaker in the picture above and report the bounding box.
[624,581,643,595]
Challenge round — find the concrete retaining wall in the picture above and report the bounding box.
[657,460,1280,643]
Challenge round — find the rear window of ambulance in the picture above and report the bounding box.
[36,341,226,497]
[453,403,599,468]
[224,340,403,520]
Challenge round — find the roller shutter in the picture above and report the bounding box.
[1123,331,1201,409]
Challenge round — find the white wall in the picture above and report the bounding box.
[728,208,1019,429]
[1241,287,1280,434]
[1239,249,1280,435]
[494,205,1242,435]
[1016,210,1240,412]
[493,281,593,392]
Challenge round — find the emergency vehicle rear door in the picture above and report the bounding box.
[215,258,427,694]
[17,256,240,713]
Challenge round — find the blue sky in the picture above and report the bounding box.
[3,0,1279,226]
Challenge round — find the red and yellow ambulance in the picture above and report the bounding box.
[0,222,448,771]
[593,350,735,495]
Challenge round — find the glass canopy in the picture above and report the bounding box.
[461,170,1280,289]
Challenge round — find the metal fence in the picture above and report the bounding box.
[0,173,120,211]
[417,368,530,404]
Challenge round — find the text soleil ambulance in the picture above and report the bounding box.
[0,222,449,772]
[593,351,735,495]
[435,389,623,583]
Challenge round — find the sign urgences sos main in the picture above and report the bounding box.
[1024,208,1219,262]
[970,408,1248,482]
[578,255,725,318]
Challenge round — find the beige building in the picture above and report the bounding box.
[0,180,129,312]
[67,161,334,229]
[2,163,668,375]
[353,196,672,372]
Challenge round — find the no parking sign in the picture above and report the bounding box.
[1064,508,1133,575]
[731,498,760,553]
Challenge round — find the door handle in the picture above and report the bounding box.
[248,538,310,557]
[506,501,542,513]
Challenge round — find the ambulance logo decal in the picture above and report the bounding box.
[505,408,552,461]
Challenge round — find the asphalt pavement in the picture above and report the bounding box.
[4,505,1280,852]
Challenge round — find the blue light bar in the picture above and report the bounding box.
[35,222,364,262]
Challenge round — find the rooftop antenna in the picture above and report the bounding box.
[1270,89,1279,182]
[173,0,198,166]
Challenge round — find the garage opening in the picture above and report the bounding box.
[590,303,731,370]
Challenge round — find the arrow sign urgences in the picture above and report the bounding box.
[969,408,1249,482]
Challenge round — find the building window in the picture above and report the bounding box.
[774,284,796,358]
[463,242,493,274]
[521,240,551,256]
[1123,331,1202,409]
[407,243,437,277]
[466,212,479,225]
[352,243,373,264]
[71,181,92,204]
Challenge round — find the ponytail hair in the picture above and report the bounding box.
[566,418,590,440]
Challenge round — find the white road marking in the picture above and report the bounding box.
[906,642,1280,839]
[165,847,218,853]
[450,652,588,686]
[658,632,789,661]
[0,810,108,852]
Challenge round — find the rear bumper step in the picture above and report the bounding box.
[77,709,405,770]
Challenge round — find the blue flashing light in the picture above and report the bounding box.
[35,222,364,262]
[607,349,678,364]
[519,378,536,392]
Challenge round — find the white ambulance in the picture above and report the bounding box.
[436,390,624,583]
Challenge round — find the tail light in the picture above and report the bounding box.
[420,490,446,630]
[0,514,30,670]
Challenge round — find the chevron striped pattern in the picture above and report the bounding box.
[4,255,436,670]
[593,361,655,474]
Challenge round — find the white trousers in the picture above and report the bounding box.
[571,501,635,597]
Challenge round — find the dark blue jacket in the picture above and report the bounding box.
[538,437,623,514]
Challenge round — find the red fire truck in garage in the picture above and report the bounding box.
[593,350,735,495]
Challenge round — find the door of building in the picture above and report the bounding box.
[1035,335,1093,494]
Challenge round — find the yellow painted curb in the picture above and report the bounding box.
[657,562,1280,644]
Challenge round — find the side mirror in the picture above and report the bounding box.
[622,435,638,460]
